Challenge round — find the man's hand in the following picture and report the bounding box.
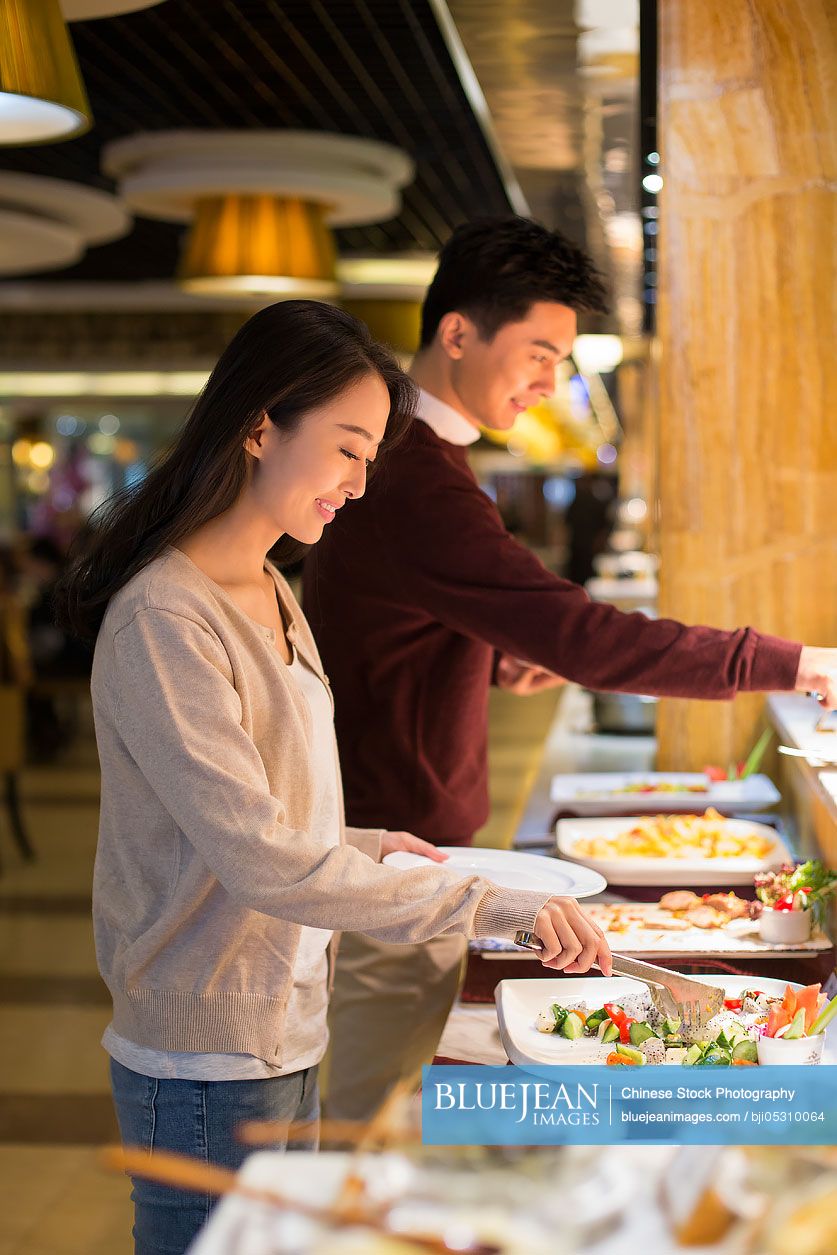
[379,831,449,863]
[496,654,567,696]
[795,647,837,711]
[533,898,612,975]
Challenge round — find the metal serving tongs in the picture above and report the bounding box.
[514,932,725,1039]
[778,745,837,767]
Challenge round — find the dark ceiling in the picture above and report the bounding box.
[0,0,515,280]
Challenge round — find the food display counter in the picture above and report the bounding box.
[169,685,836,1255]
[767,694,837,866]
[424,685,837,1254]
[457,687,835,997]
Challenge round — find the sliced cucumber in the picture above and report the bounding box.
[615,1043,646,1066]
[599,1020,620,1044]
[698,1049,732,1066]
[782,1008,807,1041]
[732,1040,758,1064]
[662,1017,682,1036]
[683,1044,703,1067]
[585,1009,608,1032]
[550,1004,568,1031]
[629,1022,657,1047]
[561,1012,585,1041]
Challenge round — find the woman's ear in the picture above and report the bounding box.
[243,412,271,459]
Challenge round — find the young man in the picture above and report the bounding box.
[303,216,836,1121]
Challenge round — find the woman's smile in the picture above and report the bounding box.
[315,497,342,522]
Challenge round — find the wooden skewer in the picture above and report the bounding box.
[99,1145,500,1255]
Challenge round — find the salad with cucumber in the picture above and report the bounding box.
[535,984,837,1066]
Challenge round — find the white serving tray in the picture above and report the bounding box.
[555,816,791,886]
[188,1147,634,1254]
[473,911,833,959]
[550,772,780,815]
[495,974,837,1067]
[384,846,607,899]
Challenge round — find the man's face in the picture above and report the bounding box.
[448,301,577,430]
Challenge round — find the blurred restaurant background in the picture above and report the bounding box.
[0,1,835,1253]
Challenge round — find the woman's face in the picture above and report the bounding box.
[246,371,391,544]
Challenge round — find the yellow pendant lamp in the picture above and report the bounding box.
[178,195,339,298]
[0,0,91,144]
[103,130,416,300]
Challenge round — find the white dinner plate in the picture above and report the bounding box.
[549,771,780,815]
[496,974,837,1067]
[555,815,791,886]
[383,846,607,899]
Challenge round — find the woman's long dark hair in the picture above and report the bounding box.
[57,300,417,641]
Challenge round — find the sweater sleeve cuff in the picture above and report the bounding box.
[344,826,384,862]
[471,885,552,941]
[745,634,803,692]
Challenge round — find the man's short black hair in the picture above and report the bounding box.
[419,216,608,348]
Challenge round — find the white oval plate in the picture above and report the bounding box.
[555,815,791,885]
[383,846,607,898]
[496,974,837,1067]
[549,771,780,815]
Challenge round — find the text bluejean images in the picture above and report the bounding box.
[421,1065,837,1146]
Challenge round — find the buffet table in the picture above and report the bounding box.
[447,685,835,1031]
[767,693,837,866]
[185,688,836,1255]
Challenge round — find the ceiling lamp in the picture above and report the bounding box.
[102,131,415,299]
[337,254,437,297]
[0,1,164,146]
[0,0,91,144]
[180,195,338,298]
[0,171,130,273]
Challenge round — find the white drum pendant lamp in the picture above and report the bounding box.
[0,171,130,272]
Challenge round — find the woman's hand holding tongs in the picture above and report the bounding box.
[530,898,612,976]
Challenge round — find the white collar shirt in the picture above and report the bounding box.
[416,387,481,447]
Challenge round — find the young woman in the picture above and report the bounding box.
[59,301,610,1255]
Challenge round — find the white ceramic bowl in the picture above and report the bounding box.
[759,908,812,944]
[756,1032,825,1065]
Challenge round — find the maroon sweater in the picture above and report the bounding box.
[303,420,802,845]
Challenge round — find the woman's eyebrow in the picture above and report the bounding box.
[336,423,381,447]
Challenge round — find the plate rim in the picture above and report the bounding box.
[382,846,607,899]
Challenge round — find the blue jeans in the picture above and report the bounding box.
[109,1058,319,1255]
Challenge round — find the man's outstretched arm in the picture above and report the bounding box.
[383,455,827,703]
